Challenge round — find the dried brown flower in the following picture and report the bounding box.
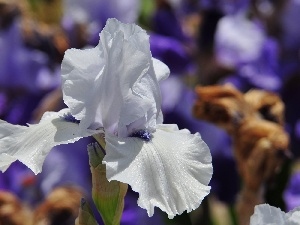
[0,191,32,225]
[33,186,83,225]
[193,85,256,134]
[234,118,289,191]
[244,89,285,126]
[193,85,290,225]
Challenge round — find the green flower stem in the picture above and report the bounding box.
[93,134,106,151]
[76,198,98,225]
[88,142,128,225]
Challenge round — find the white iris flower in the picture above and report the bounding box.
[250,204,300,225]
[0,18,212,218]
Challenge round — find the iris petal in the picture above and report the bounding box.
[250,204,300,225]
[250,204,285,224]
[152,58,170,82]
[0,109,99,174]
[62,19,169,137]
[103,124,212,218]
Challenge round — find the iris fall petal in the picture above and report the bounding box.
[103,124,212,218]
[0,109,98,174]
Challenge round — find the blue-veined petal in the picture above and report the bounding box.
[103,124,212,218]
[0,109,100,174]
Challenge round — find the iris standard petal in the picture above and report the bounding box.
[0,109,98,174]
[152,58,170,82]
[62,19,169,137]
[61,46,104,130]
[103,124,212,218]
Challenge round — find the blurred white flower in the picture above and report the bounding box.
[0,18,212,219]
[250,204,300,225]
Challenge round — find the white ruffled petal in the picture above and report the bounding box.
[61,46,105,130]
[250,204,286,225]
[287,207,300,224]
[0,109,98,174]
[103,124,212,218]
[250,204,300,225]
[152,58,170,82]
[62,19,169,137]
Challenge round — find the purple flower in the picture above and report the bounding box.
[151,3,191,43]
[199,0,250,14]
[284,171,300,211]
[280,0,300,52]
[0,20,57,93]
[216,13,282,92]
[150,34,192,75]
[62,0,140,47]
